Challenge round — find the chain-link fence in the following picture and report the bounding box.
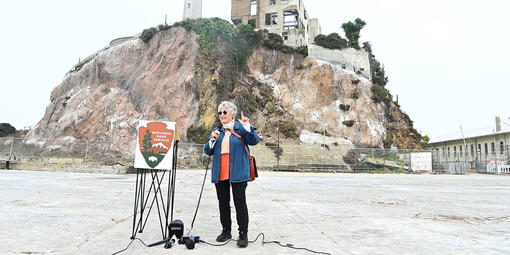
[1,137,507,174]
[431,148,510,174]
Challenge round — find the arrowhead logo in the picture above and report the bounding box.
[138,122,174,168]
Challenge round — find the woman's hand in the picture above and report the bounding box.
[239,111,249,126]
[211,130,220,141]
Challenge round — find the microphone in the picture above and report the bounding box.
[210,124,222,143]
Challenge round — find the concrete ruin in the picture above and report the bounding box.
[231,0,321,46]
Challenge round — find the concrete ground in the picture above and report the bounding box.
[1,170,509,255]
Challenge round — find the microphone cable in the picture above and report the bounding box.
[112,238,149,255]
[199,233,332,255]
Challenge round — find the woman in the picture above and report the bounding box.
[203,101,259,248]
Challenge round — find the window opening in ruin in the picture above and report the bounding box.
[270,0,276,5]
[282,31,288,40]
[248,19,256,28]
[233,19,242,25]
[250,1,257,16]
[265,12,278,25]
[283,10,298,28]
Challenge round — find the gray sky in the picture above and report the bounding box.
[1,0,509,139]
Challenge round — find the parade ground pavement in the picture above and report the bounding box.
[1,170,509,254]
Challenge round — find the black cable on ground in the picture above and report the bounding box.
[112,238,149,255]
[199,239,234,246]
[199,233,332,255]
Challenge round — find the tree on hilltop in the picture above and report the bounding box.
[342,18,366,49]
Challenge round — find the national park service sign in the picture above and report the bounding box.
[134,120,176,170]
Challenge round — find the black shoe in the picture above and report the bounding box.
[237,231,248,248]
[216,229,232,242]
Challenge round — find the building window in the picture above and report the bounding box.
[248,19,256,28]
[448,147,450,157]
[484,143,488,154]
[501,142,505,154]
[283,10,298,28]
[282,31,288,40]
[459,146,463,156]
[270,0,276,5]
[491,142,495,154]
[250,1,257,16]
[471,144,474,158]
[232,19,242,25]
[265,12,278,25]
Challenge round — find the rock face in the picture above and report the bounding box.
[28,26,421,159]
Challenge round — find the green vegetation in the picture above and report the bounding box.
[363,42,389,88]
[402,112,414,127]
[259,30,307,56]
[421,135,430,146]
[342,120,355,127]
[279,121,297,138]
[0,123,16,137]
[339,104,350,111]
[341,18,366,49]
[187,124,210,144]
[314,33,349,50]
[371,85,387,102]
[140,27,157,43]
[383,125,394,150]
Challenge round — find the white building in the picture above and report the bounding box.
[183,0,202,20]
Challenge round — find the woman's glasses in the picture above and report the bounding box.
[218,111,228,115]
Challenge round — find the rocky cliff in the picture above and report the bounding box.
[28,24,421,159]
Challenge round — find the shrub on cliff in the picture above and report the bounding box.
[363,42,389,87]
[314,33,348,50]
[186,124,210,144]
[140,27,157,43]
[371,85,387,102]
[279,121,297,138]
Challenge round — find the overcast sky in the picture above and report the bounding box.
[1,0,509,138]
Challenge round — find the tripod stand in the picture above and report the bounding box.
[131,141,179,240]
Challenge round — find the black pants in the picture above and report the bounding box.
[215,180,248,232]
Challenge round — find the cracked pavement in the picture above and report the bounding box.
[1,170,509,254]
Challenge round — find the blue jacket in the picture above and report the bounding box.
[203,120,259,183]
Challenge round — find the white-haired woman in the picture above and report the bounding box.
[203,101,259,248]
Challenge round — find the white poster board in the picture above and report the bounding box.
[134,120,176,170]
[410,151,432,172]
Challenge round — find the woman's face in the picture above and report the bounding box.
[219,107,233,124]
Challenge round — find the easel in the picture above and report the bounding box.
[131,140,179,240]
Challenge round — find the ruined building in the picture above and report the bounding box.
[231,0,321,47]
[183,0,202,20]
